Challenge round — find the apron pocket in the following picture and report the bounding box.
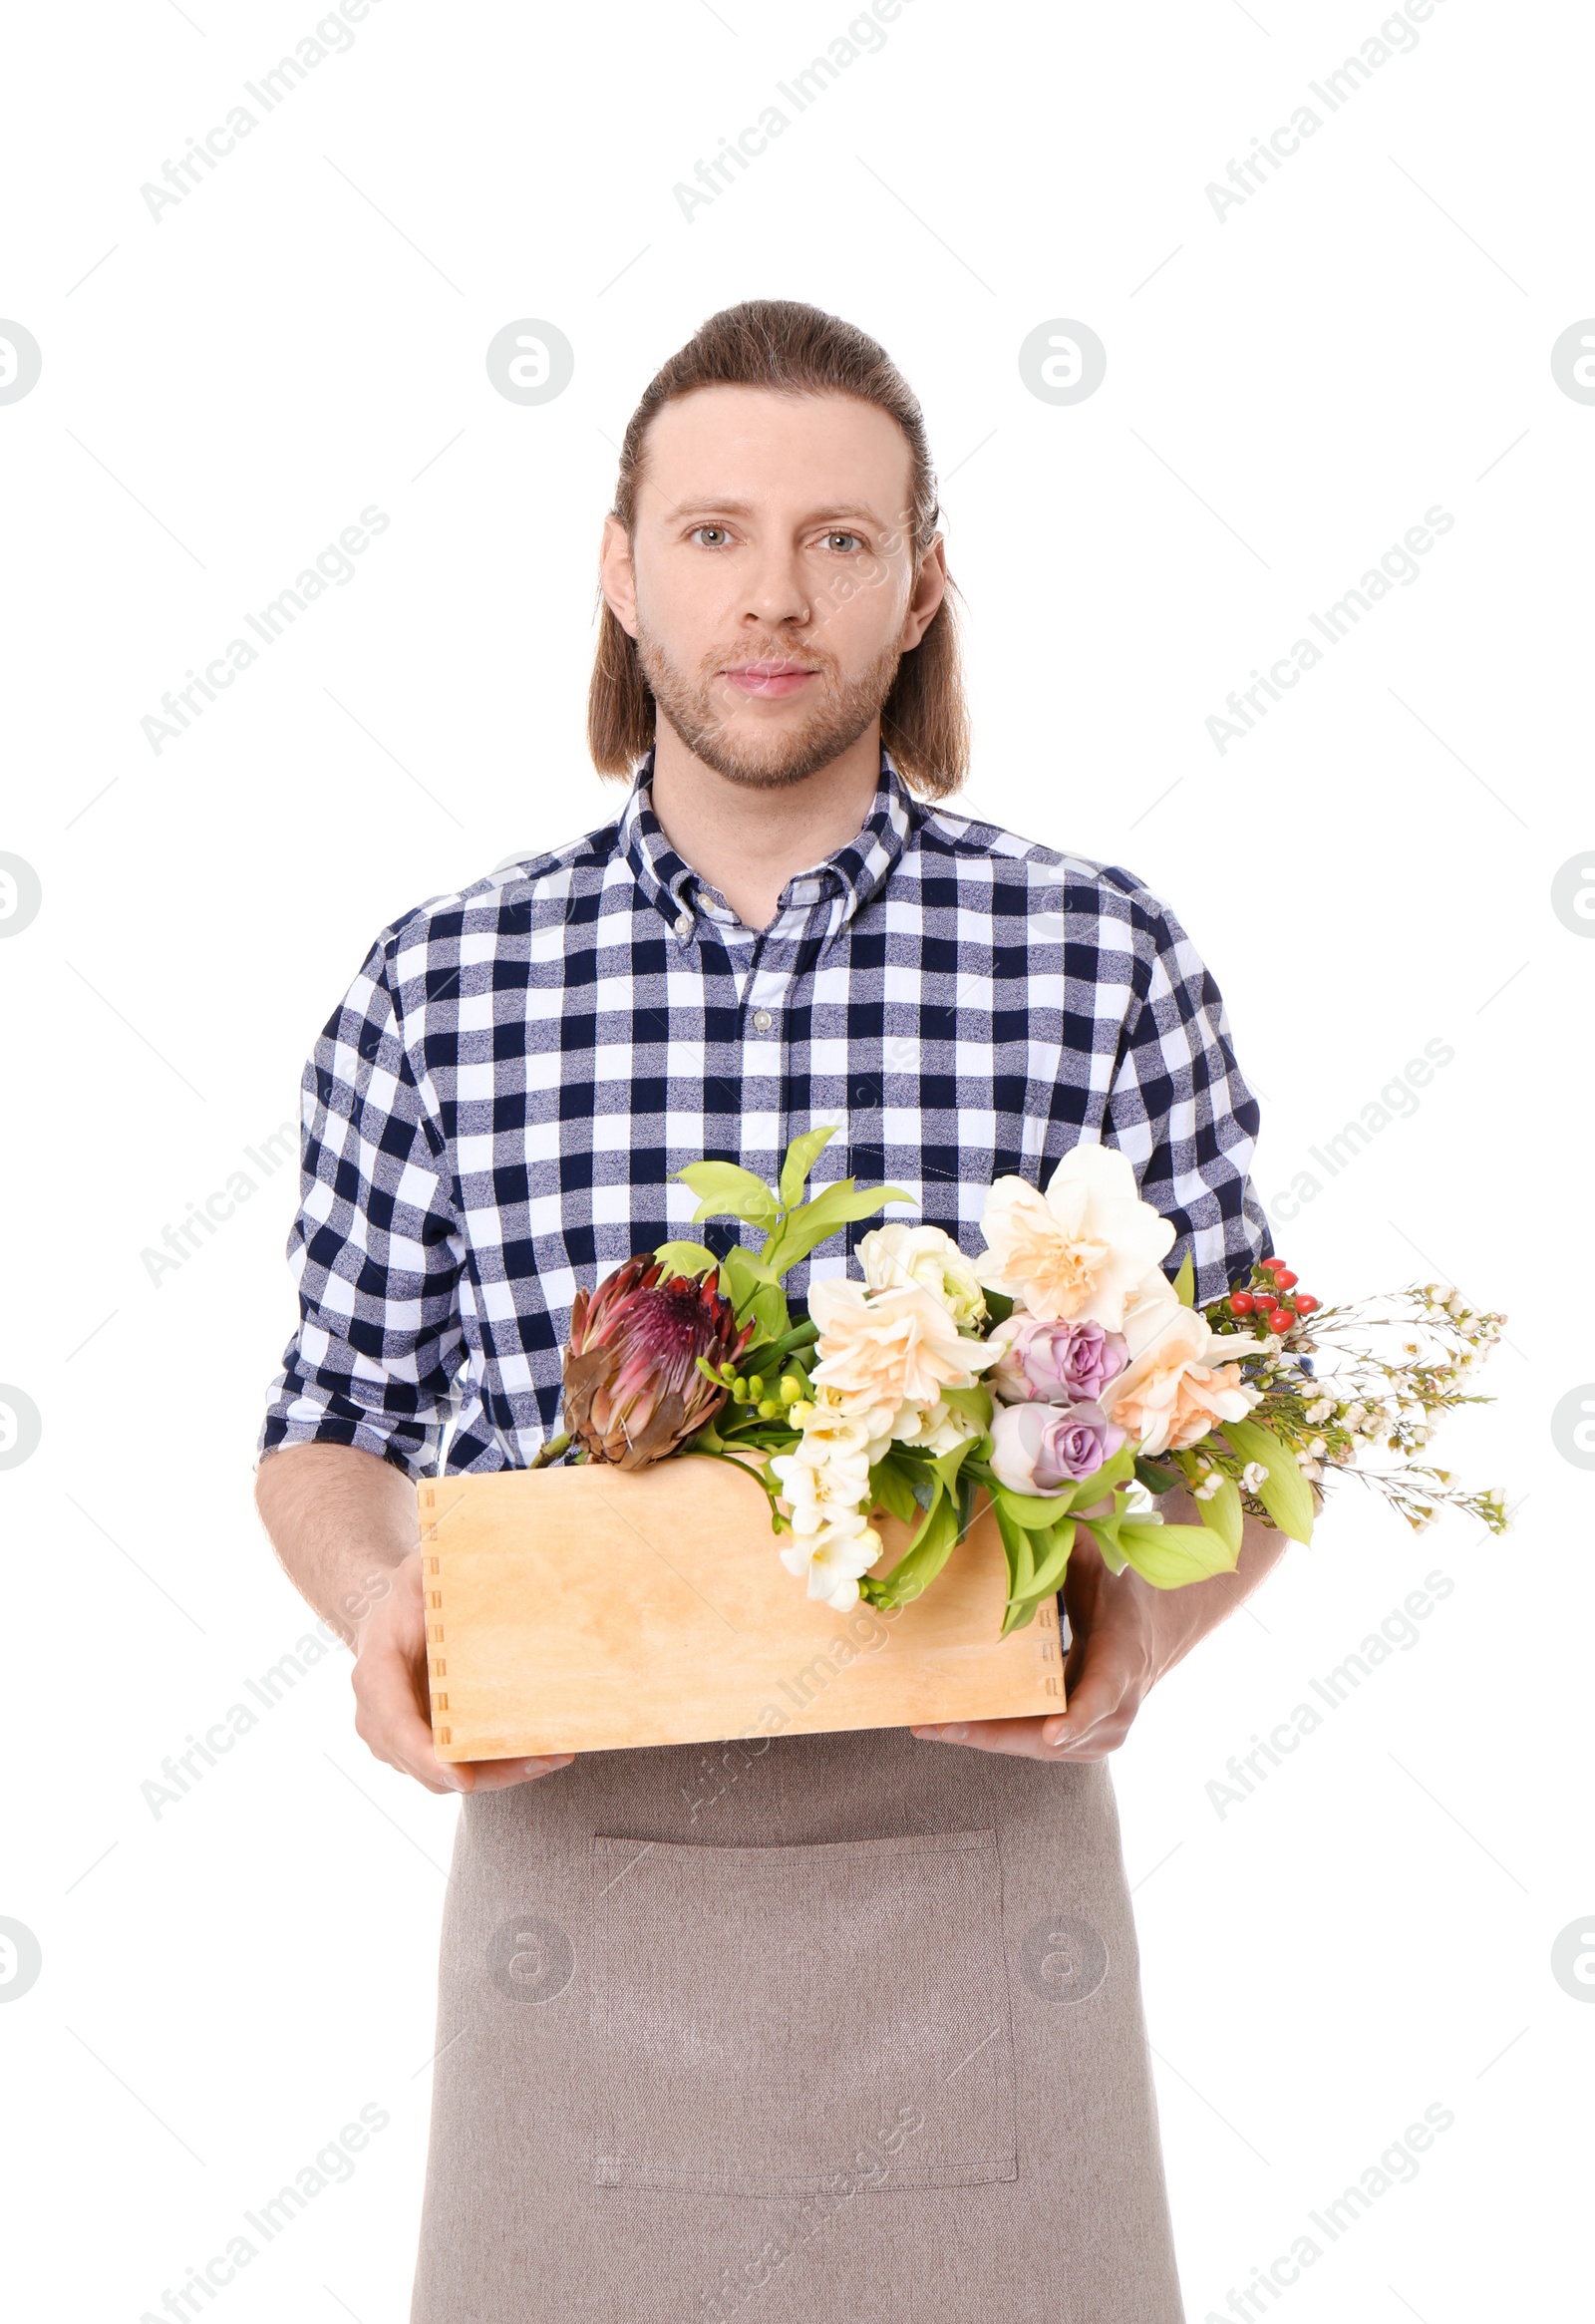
[590,1828,1016,2196]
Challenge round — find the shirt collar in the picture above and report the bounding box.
[619,743,917,934]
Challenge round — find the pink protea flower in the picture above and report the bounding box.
[561,1256,753,1469]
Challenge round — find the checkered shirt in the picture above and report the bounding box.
[259,748,1271,1478]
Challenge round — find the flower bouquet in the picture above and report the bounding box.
[547,1128,1508,1639]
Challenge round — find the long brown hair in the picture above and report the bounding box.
[587,299,969,799]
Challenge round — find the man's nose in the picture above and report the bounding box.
[735,539,811,630]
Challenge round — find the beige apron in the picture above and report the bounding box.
[409,1725,1185,2323]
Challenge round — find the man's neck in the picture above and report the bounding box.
[646,723,884,932]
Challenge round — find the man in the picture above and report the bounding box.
[255,299,1282,2324]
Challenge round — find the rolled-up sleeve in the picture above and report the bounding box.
[258,937,466,1478]
[1105,891,1272,1304]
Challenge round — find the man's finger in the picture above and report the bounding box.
[910,1716,1054,1757]
[1041,1660,1131,1752]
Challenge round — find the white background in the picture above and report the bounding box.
[2,2,1590,2318]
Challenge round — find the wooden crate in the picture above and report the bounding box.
[419,1457,1066,1760]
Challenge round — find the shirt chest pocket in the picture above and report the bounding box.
[589,1829,1018,2197]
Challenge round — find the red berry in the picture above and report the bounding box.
[1268,1307,1292,1333]
[1273,1267,1298,1289]
[1294,1293,1319,1315]
[1260,1257,1285,1275]
[1230,1291,1255,1314]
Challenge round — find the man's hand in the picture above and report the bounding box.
[255,1441,574,1798]
[910,1491,1288,1763]
[352,1550,573,1797]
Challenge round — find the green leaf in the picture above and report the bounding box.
[1082,1517,1129,1575]
[982,1289,1015,1325]
[719,1243,780,1317]
[1115,1518,1239,1589]
[868,1455,921,1523]
[1133,1456,1183,1496]
[1220,1417,1315,1543]
[741,1281,791,1345]
[932,1436,977,1497]
[991,1486,1072,1531]
[874,1489,959,1605]
[992,1501,1029,1609]
[1195,1472,1243,1556]
[677,1161,780,1228]
[779,1125,840,1210]
[760,1319,818,1365]
[762,1179,914,1275]
[1002,1519,1078,1634]
[1172,1250,1195,1307]
[653,1240,719,1278]
[940,1383,994,1431]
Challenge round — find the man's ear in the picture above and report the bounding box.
[900,535,948,652]
[598,512,640,640]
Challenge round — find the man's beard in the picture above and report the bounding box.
[635,625,903,791]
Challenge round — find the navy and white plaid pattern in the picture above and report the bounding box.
[260,749,1271,1478]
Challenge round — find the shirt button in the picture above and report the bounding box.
[674,911,693,937]
[753,1009,775,1033]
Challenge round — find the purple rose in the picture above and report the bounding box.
[989,1400,1127,1495]
[987,1314,1129,1408]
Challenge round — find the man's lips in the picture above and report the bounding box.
[720,661,820,699]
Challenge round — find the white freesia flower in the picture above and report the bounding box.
[973,1147,1176,1328]
[859,1223,987,1328]
[777,1518,881,1610]
[770,1445,871,1531]
[1240,1461,1270,1493]
[782,1386,880,1478]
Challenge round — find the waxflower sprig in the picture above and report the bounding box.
[552,1132,1508,1636]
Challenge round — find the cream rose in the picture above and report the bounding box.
[974,1147,1176,1328]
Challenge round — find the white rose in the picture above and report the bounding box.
[859,1223,987,1327]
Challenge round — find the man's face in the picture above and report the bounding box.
[600,386,945,789]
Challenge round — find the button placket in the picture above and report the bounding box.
[738,932,796,1187]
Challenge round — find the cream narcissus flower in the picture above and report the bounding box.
[974,1147,1176,1329]
[806,1274,995,1437]
[858,1223,987,1328]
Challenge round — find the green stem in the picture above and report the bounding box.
[530,1431,570,1471]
